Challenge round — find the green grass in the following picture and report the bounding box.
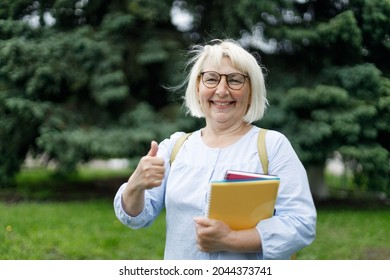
[1,168,389,260]
[300,207,390,259]
[1,200,389,260]
[1,200,166,259]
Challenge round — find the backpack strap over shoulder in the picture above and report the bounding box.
[258,128,268,174]
[170,133,192,165]
[170,129,269,172]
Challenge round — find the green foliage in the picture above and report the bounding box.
[358,0,390,66]
[285,85,349,111]
[0,1,192,187]
[259,1,389,196]
[0,23,126,184]
[276,10,363,68]
[269,63,390,194]
[316,10,362,60]
[323,64,390,183]
[271,85,349,164]
[0,93,45,187]
[0,0,389,196]
[324,63,383,100]
[35,103,190,174]
[338,145,389,193]
[377,78,390,143]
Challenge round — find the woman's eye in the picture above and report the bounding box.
[228,79,241,84]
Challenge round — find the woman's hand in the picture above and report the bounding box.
[121,141,165,216]
[194,217,232,252]
[128,141,165,190]
[194,216,262,253]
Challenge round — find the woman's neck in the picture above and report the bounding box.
[201,122,253,148]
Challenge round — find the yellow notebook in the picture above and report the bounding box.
[207,179,279,230]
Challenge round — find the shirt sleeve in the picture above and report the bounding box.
[256,130,317,259]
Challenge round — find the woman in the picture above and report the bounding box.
[114,39,316,259]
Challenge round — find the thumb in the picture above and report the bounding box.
[147,140,159,157]
[193,216,210,227]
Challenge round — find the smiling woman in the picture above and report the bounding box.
[183,40,267,124]
[196,57,252,137]
[113,39,317,260]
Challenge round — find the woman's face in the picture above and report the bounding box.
[197,57,251,127]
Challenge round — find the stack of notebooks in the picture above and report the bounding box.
[206,170,280,230]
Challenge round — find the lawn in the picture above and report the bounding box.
[1,168,389,260]
[1,168,166,260]
[1,199,390,260]
[300,205,390,259]
[1,200,166,259]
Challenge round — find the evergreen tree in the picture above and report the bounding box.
[1,0,389,199]
[0,0,193,187]
[255,0,390,198]
[176,0,390,198]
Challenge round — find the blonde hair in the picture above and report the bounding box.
[177,39,268,123]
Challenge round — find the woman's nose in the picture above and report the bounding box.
[215,76,230,96]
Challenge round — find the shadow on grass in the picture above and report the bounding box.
[314,196,390,211]
[0,168,129,203]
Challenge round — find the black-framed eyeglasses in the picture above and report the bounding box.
[200,71,249,90]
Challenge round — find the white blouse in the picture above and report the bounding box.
[114,126,316,259]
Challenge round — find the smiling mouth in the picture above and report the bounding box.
[211,101,235,107]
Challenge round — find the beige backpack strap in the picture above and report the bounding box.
[170,130,268,171]
[170,133,192,165]
[258,128,268,174]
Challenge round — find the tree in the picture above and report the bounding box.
[1,0,389,199]
[0,0,193,187]
[180,0,390,198]
[257,0,390,198]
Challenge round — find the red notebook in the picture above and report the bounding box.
[224,170,279,181]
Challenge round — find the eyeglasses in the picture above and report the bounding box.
[200,71,249,90]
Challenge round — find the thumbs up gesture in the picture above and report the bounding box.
[147,140,159,157]
[128,141,166,190]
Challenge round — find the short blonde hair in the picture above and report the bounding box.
[181,39,268,123]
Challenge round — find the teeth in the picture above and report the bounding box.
[213,102,230,106]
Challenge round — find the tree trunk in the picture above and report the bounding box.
[306,164,330,200]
